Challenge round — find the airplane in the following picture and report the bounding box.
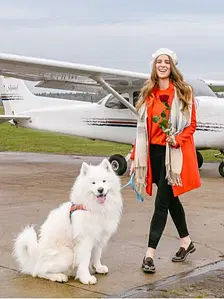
[0,52,223,178]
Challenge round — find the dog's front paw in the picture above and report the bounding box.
[47,273,68,283]
[79,274,97,285]
[95,265,108,274]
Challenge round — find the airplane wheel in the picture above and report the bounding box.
[218,162,224,177]
[196,150,203,169]
[108,154,127,176]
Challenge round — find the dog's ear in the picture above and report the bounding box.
[80,162,89,176]
[101,159,113,172]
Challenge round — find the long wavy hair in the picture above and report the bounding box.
[136,56,192,112]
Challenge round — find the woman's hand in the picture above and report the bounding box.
[129,160,134,176]
[166,135,177,147]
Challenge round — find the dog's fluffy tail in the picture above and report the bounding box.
[13,225,38,274]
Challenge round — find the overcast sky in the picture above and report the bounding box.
[0,0,224,87]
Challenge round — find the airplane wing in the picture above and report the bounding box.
[0,52,151,113]
[203,80,224,92]
[0,115,30,124]
[1,52,221,113]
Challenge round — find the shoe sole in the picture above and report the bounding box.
[172,247,196,262]
[142,268,156,273]
[142,266,156,273]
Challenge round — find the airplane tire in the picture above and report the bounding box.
[218,162,224,177]
[108,154,127,176]
[196,150,203,169]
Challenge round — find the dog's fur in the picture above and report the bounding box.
[13,159,123,285]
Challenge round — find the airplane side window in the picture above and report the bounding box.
[105,97,129,109]
[133,91,140,107]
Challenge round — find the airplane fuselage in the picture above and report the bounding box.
[15,95,224,151]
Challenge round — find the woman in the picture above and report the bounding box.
[130,48,201,273]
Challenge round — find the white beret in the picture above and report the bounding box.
[151,48,178,66]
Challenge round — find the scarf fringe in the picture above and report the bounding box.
[165,166,182,186]
[134,166,147,194]
[165,142,183,187]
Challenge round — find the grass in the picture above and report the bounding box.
[0,106,219,161]
[0,107,130,156]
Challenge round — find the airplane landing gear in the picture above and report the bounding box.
[109,154,127,176]
[219,162,224,177]
[196,150,203,169]
[216,150,224,178]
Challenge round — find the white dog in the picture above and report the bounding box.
[13,159,123,285]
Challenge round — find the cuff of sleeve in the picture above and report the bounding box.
[130,143,135,160]
[171,141,180,149]
[174,136,183,147]
[130,151,135,160]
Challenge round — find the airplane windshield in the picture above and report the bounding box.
[105,96,129,109]
[187,79,217,97]
[97,98,104,105]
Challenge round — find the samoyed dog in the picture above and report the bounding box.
[13,159,123,285]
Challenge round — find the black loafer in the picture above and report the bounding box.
[142,256,156,273]
[172,241,196,262]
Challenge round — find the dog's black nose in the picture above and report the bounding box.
[97,187,104,194]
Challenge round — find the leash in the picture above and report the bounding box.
[120,173,144,202]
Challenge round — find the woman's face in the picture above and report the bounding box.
[155,54,171,79]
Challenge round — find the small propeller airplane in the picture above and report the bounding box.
[0,52,223,178]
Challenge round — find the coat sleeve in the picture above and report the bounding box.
[130,140,136,160]
[175,98,197,147]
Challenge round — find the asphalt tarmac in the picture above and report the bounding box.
[0,152,223,298]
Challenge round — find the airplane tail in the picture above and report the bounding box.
[0,76,37,114]
[0,76,75,116]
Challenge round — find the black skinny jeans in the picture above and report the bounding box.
[148,144,189,249]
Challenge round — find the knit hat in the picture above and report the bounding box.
[151,48,178,66]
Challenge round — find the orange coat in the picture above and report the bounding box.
[130,95,201,198]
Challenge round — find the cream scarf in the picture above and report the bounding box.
[133,88,192,194]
